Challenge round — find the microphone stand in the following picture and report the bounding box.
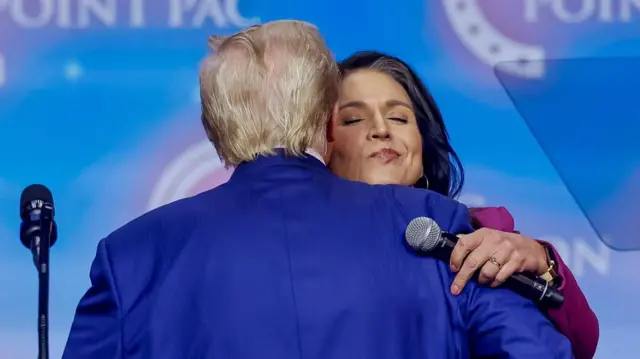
[31,205,53,359]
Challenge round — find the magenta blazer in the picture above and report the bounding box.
[471,207,599,359]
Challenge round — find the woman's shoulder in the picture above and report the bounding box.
[468,206,515,232]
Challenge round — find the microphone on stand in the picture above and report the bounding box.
[405,216,564,308]
[20,184,58,359]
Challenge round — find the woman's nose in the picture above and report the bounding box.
[369,117,391,140]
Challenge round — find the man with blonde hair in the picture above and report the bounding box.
[200,21,338,166]
[63,21,572,359]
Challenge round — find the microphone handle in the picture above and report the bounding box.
[436,233,564,309]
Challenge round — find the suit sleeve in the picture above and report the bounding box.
[464,283,574,358]
[62,238,123,359]
[446,200,475,235]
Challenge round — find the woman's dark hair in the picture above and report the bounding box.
[338,51,465,198]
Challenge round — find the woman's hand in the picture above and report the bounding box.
[449,228,549,295]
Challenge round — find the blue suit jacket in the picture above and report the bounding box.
[63,153,573,359]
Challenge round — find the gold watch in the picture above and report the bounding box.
[539,245,558,283]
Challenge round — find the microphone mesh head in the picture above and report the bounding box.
[20,184,53,209]
[405,217,442,252]
[19,184,54,219]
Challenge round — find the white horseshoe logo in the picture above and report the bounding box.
[443,0,545,78]
[147,139,228,211]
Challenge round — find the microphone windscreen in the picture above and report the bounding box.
[405,217,441,252]
[20,184,54,219]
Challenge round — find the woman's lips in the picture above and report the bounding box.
[370,148,401,162]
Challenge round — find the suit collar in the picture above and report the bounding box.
[231,149,330,180]
[300,148,325,165]
[272,146,325,165]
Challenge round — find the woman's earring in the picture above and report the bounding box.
[413,174,430,189]
[422,174,430,189]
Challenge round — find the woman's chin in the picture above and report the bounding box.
[361,174,410,187]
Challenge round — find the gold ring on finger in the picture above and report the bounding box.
[489,256,503,269]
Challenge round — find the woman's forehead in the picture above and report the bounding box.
[339,70,410,103]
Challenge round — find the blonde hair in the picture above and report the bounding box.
[199,20,340,166]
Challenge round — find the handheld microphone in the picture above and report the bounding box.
[405,217,564,309]
[19,184,57,359]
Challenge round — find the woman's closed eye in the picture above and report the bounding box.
[341,116,409,126]
[389,117,409,124]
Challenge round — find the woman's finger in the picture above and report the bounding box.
[491,253,525,287]
[450,231,484,272]
[477,249,511,284]
[451,240,495,295]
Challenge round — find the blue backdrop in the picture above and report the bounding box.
[1,0,639,358]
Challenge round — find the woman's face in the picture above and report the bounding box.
[328,69,423,186]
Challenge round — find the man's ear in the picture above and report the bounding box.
[323,104,338,163]
[326,103,338,143]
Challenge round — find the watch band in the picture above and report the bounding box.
[539,245,558,283]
